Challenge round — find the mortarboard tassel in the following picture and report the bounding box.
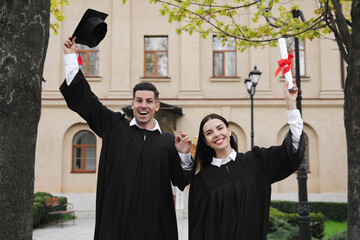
[77,53,84,65]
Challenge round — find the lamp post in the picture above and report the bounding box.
[264,5,311,239]
[291,9,311,240]
[244,66,262,149]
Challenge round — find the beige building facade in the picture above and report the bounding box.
[36,0,347,216]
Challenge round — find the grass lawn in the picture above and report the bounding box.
[323,220,347,239]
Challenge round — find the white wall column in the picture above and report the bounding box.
[108,0,132,98]
[178,31,203,98]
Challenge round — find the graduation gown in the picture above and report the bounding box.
[60,70,190,240]
[188,131,305,240]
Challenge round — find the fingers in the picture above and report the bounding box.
[179,130,187,138]
[64,36,78,54]
[64,36,77,48]
[64,39,71,48]
[284,80,298,94]
[178,130,192,144]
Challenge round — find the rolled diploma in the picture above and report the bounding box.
[278,38,294,89]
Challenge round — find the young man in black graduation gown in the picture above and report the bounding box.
[60,37,193,240]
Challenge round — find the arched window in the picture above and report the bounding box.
[72,130,96,173]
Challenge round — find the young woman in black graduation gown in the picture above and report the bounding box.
[188,82,306,240]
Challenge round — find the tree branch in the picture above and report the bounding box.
[331,0,351,54]
[325,0,349,63]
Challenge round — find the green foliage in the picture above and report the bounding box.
[268,207,325,239]
[271,200,297,213]
[328,230,347,240]
[310,212,326,239]
[133,0,351,51]
[310,202,347,222]
[32,201,45,228]
[57,197,68,211]
[324,221,348,239]
[32,192,71,228]
[50,0,69,35]
[270,201,347,222]
[267,213,299,240]
[33,192,54,228]
[34,191,53,202]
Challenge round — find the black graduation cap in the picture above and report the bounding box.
[72,9,108,48]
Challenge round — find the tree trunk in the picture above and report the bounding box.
[346,0,360,239]
[0,1,50,239]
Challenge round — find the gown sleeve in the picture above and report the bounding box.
[168,135,192,191]
[60,70,123,138]
[188,175,208,240]
[253,130,306,184]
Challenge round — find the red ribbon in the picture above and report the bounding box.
[77,53,83,65]
[275,53,293,77]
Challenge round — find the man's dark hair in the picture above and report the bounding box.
[133,82,159,100]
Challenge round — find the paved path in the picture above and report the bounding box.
[33,217,188,240]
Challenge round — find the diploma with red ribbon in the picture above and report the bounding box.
[276,38,294,90]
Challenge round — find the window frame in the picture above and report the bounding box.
[77,45,100,77]
[212,36,237,78]
[71,131,96,173]
[144,36,169,78]
[286,38,306,77]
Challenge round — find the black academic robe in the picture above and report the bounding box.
[188,131,305,240]
[60,70,190,240]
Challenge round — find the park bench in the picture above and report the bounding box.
[44,197,75,227]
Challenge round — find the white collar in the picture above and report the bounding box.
[211,149,237,167]
[129,118,162,134]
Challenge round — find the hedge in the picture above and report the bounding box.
[33,201,45,228]
[270,200,347,221]
[268,207,325,240]
[310,202,347,222]
[267,212,299,240]
[33,192,69,228]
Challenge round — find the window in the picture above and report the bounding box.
[213,36,236,77]
[286,38,305,76]
[72,130,96,173]
[77,44,100,77]
[144,36,168,77]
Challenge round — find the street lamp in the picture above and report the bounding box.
[290,9,311,240]
[244,66,262,149]
[263,5,311,239]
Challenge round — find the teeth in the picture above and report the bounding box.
[215,139,224,144]
[139,111,148,115]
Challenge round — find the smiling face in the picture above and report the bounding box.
[131,90,160,129]
[202,118,232,158]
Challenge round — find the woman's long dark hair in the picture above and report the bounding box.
[193,113,238,172]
